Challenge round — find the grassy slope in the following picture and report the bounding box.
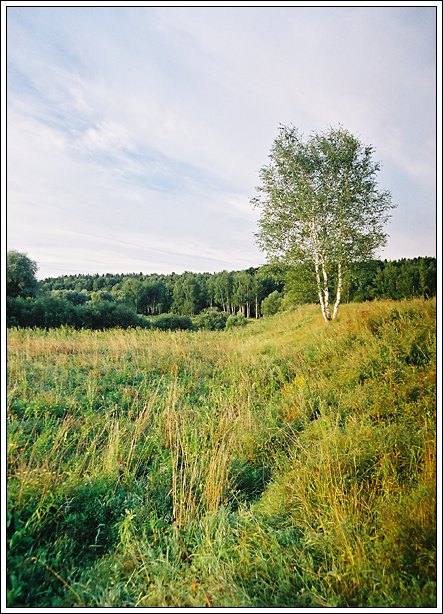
[6,299,436,607]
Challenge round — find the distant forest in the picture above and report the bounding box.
[7,257,436,330]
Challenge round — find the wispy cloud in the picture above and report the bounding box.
[6,5,436,278]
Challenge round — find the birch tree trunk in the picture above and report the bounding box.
[333,261,342,319]
[314,255,329,322]
[321,259,331,320]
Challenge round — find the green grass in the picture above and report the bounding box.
[6,299,436,607]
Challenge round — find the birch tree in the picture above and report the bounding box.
[252,125,394,321]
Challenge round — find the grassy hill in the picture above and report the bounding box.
[6,299,436,607]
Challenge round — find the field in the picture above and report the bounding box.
[6,299,436,607]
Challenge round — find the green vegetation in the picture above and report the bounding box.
[7,299,436,607]
[253,125,395,320]
[261,290,283,316]
[7,250,39,298]
[6,252,437,330]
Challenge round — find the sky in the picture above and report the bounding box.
[4,2,438,279]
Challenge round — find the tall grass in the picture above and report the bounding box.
[6,299,436,607]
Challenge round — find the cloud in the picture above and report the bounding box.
[7,105,262,278]
[6,6,436,277]
[79,121,132,154]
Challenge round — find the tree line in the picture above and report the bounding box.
[7,250,436,330]
[39,266,284,318]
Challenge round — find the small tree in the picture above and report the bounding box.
[7,250,39,298]
[120,278,141,313]
[261,291,283,317]
[252,125,394,321]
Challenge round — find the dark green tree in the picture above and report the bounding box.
[120,278,142,313]
[214,271,234,314]
[233,270,255,318]
[283,262,318,305]
[418,257,437,298]
[172,274,200,316]
[261,290,283,316]
[7,250,39,298]
[139,281,167,315]
[253,265,283,317]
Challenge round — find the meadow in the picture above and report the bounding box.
[6,299,436,607]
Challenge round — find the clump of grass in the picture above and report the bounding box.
[7,299,436,607]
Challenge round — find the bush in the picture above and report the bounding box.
[151,314,194,331]
[261,291,283,316]
[193,308,228,331]
[7,296,32,327]
[77,302,149,330]
[7,296,78,328]
[6,296,149,330]
[225,313,248,329]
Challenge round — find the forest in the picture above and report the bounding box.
[6,254,437,330]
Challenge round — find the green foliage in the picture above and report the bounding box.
[253,125,394,265]
[356,257,437,301]
[7,299,436,607]
[151,314,194,331]
[172,274,202,316]
[284,262,319,304]
[7,250,39,298]
[252,125,395,319]
[10,257,436,330]
[7,296,76,328]
[193,308,228,331]
[77,302,150,329]
[6,296,149,330]
[51,290,89,305]
[225,313,248,329]
[261,291,283,316]
[119,278,142,312]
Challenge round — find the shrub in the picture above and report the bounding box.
[193,308,228,331]
[261,291,283,316]
[151,314,194,331]
[225,313,247,329]
[77,302,149,329]
[7,296,78,328]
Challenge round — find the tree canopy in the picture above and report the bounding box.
[7,250,39,298]
[252,125,395,320]
[7,250,435,330]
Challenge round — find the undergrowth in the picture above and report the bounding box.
[6,299,436,607]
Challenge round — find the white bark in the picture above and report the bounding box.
[310,221,331,322]
[333,261,342,319]
[314,254,328,322]
[321,259,331,320]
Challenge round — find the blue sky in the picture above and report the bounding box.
[5,4,437,279]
